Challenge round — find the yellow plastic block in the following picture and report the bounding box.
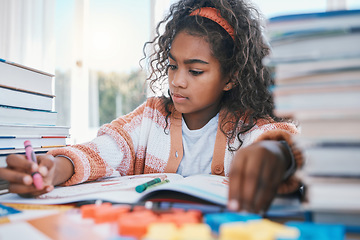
[178,223,213,240]
[219,221,253,240]
[144,223,179,240]
[220,219,299,240]
[247,219,299,240]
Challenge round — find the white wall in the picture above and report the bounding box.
[0,0,55,74]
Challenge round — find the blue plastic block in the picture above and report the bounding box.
[285,221,345,240]
[204,212,261,234]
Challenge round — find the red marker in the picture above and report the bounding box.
[24,140,43,190]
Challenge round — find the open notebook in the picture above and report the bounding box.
[0,173,228,206]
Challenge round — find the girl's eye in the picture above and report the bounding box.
[168,64,177,71]
[189,70,203,76]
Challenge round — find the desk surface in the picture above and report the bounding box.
[1,202,360,240]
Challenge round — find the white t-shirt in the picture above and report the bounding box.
[176,113,219,177]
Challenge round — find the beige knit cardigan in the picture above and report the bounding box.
[48,97,303,194]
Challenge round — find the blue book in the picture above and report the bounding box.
[267,9,360,41]
[269,9,360,23]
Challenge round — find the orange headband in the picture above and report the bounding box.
[189,7,235,40]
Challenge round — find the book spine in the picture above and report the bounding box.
[268,9,360,23]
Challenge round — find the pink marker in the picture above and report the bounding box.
[24,140,43,190]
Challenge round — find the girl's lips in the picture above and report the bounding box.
[173,93,186,98]
[171,92,188,102]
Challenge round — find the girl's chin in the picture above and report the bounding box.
[173,103,190,114]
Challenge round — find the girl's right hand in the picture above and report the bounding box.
[0,154,56,196]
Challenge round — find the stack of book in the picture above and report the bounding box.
[0,58,70,191]
[264,9,360,231]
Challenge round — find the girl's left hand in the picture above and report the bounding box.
[227,140,289,214]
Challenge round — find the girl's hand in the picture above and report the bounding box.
[228,140,290,214]
[0,154,58,196]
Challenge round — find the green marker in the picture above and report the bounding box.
[145,179,170,191]
[135,177,161,193]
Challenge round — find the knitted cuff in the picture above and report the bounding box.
[254,129,304,194]
[47,147,86,186]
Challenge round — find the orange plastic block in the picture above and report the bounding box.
[132,205,147,212]
[175,212,202,226]
[159,210,202,226]
[126,209,156,219]
[80,202,112,219]
[184,210,203,222]
[117,210,160,239]
[117,207,203,238]
[94,205,130,224]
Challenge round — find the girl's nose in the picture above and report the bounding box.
[170,70,187,88]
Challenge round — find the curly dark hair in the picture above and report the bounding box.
[143,0,281,149]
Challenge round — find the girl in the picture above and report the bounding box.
[0,0,303,213]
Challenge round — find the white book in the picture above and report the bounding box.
[270,58,360,81]
[293,108,360,121]
[268,32,360,62]
[274,70,360,87]
[0,85,54,111]
[0,147,61,168]
[0,136,68,150]
[0,146,61,156]
[0,59,54,95]
[274,87,360,114]
[302,145,360,176]
[274,78,360,94]
[301,176,360,211]
[0,105,57,126]
[0,124,70,137]
[295,115,360,141]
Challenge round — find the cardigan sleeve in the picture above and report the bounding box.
[47,98,160,186]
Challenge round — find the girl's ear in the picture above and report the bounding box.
[223,81,235,91]
[223,73,238,91]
